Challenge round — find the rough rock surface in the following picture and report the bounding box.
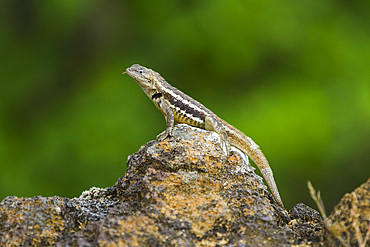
[324,177,370,247]
[0,124,368,246]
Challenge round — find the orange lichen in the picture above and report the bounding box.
[156,139,174,152]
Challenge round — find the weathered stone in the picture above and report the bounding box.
[324,177,370,247]
[1,124,366,246]
[289,203,324,245]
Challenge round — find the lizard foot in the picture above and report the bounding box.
[156,129,172,141]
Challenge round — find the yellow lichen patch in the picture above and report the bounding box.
[186,153,199,163]
[243,207,255,217]
[98,215,159,247]
[0,197,67,246]
[197,237,229,247]
[223,182,232,190]
[156,139,173,152]
[213,162,222,169]
[229,153,241,163]
[231,198,242,208]
[159,191,232,238]
[203,155,211,163]
[150,172,185,190]
[198,155,224,174]
[150,172,229,236]
[166,173,184,185]
[325,178,370,246]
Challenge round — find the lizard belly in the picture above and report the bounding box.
[174,111,205,128]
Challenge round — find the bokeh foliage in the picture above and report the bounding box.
[0,0,369,210]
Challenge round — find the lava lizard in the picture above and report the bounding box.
[124,64,285,209]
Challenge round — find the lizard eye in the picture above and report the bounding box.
[137,68,144,74]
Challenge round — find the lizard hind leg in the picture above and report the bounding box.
[156,129,172,141]
[205,116,229,156]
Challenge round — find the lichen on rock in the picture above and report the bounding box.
[324,177,370,246]
[4,124,360,246]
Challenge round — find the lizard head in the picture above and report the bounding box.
[124,64,158,96]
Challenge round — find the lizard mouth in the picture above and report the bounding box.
[124,67,132,74]
[124,67,135,77]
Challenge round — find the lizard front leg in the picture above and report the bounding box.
[156,99,175,141]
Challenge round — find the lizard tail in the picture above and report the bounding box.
[261,167,285,209]
[226,127,285,209]
[243,142,285,209]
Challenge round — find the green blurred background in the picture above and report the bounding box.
[1,0,369,211]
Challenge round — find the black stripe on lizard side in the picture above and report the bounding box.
[164,92,206,122]
[151,93,163,99]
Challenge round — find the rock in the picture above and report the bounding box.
[289,203,324,245]
[324,177,370,247]
[2,123,352,246]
